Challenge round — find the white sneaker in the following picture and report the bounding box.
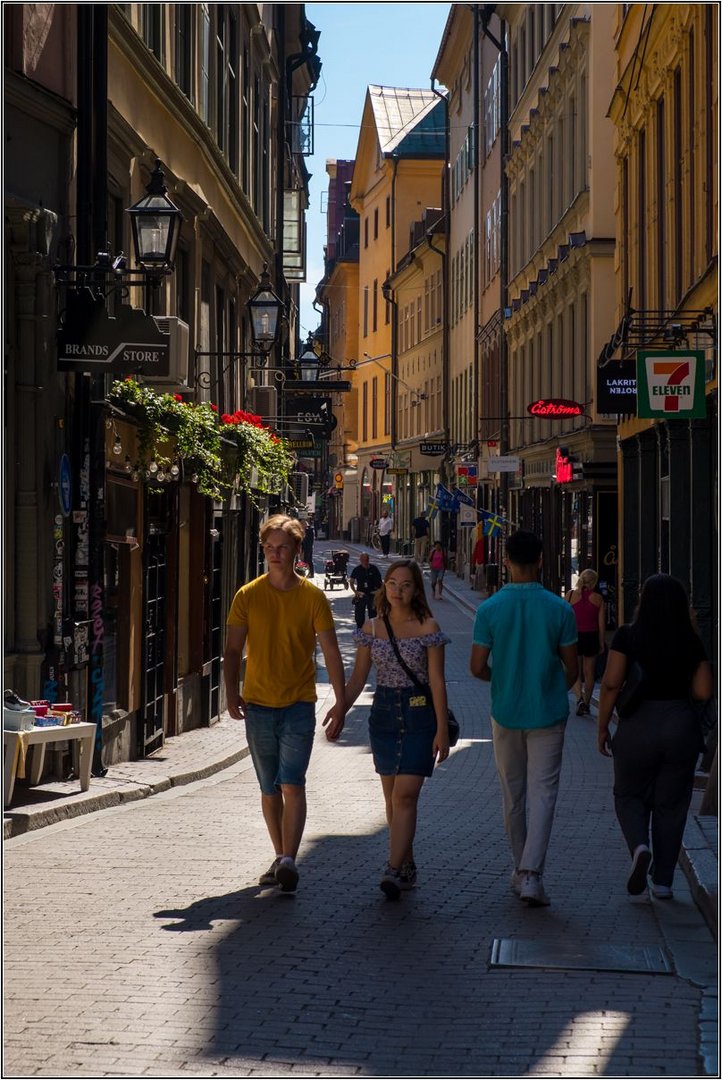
[275,856,299,893]
[510,869,524,896]
[651,883,673,899]
[627,844,652,895]
[519,871,551,907]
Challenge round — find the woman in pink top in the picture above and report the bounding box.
[428,541,447,599]
[565,568,606,716]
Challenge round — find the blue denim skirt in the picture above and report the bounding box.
[368,685,437,777]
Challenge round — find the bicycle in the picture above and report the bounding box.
[370,524,382,552]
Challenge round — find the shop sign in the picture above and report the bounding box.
[526,397,584,417]
[57,293,169,375]
[554,447,582,484]
[487,455,520,473]
[369,457,389,470]
[386,468,408,476]
[459,504,477,527]
[636,350,706,420]
[389,450,411,470]
[287,438,315,450]
[456,464,477,487]
[596,359,637,413]
[420,441,448,456]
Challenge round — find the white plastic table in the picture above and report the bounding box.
[3,723,96,808]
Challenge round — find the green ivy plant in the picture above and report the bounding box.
[108,378,294,500]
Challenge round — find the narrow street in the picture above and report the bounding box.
[4,550,715,1078]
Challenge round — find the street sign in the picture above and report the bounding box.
[284,379,352,393]
[487,455,521,473]
[420,442,448,456]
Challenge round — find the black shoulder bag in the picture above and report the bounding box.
[382,615,459,746]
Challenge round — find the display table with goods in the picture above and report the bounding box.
[3,694,96,808]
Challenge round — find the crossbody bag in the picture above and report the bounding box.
[381,615,459,746]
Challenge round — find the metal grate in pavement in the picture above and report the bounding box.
[490,938,674,974]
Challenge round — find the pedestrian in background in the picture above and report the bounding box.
[301,520,315,575]
[337,559,450,900]
[597,573,711,900]
[428,541,447,600]
[224,514,346,894]
[377,507,394,556]
[349,552,383,629]
[470,530,578,907]
[411,509,430,565]
[565,568,606,715]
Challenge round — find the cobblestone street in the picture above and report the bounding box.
[4,566,716,1077]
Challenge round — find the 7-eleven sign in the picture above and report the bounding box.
[636,350,706,420]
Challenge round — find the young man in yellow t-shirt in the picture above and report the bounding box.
[224,514,346,893]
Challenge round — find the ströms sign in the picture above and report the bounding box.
[527,397,584,418]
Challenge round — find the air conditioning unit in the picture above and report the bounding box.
[149,316,191,388]
[290,471,309,505]
[250,385,277,420]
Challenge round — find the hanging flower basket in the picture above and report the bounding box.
[108,378,294,500]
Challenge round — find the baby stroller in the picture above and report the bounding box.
[323,549,350,590]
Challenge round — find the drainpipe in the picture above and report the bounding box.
[430,78,450,462]
[389,156,400,452]
[473,5,481,461]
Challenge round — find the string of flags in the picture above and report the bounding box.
[427,484,508,537]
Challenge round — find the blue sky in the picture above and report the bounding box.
[299,2,451,338]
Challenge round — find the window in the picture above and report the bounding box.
[622,157,629,301]
[688,30,695,286]
[656,98,665,309]
[200,5,210,125]
[364,217,368,248]
[362,382,368,442]
[372,279,378,332]
[547,133,554,232]
[363,286,369,337]
[705,7,714,262]
[143,4,163,61]
[374,207,378,240]
[417,296,422,341]
[385,268,390,324]
[386,196,391,228]
[241,47,250,192]
[673,69,682,302]
[175,5,192,98]
[568,96,576,201]
[371,377,378,439]
[384,373,391,435]
[638,129,646,309]
[580,75,587,191]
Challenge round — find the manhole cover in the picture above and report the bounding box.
[490,938,673,974]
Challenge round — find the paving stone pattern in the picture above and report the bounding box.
[3,568,714,1078]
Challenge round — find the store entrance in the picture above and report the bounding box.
[139,521,167,757]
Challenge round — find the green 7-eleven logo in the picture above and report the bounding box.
[636,351,706,420]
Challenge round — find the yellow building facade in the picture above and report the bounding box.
[349,85,445,545]
[605,4,718,650]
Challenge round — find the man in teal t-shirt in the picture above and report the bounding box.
[470,531,577,907]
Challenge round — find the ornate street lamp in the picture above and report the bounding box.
[247,265,285,356]
[126,159,183,273]
[298,334,320,381]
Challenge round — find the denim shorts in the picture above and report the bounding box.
[368,685,437,777]
[429,567,446,588]
[244,701,316,794]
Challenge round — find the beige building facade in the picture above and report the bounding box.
[502,4,618,597]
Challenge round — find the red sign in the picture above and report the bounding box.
[555,448,573,483]
[527,398,584,417]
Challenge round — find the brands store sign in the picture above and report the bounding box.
[57,293,169,375]
[636,350,706,419]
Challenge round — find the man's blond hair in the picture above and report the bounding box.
[260,514,304,547]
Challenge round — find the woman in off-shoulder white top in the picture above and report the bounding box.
[331,559,450,900]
